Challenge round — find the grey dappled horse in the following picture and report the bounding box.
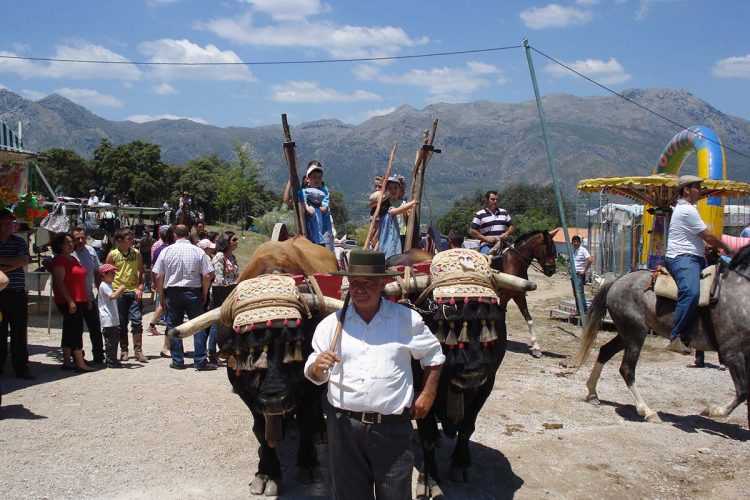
[574,246,750,428]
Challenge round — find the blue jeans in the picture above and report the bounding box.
[165,287,208,366]
[573,272,587,313]
[665,254,706,342]
[117,291,143,350]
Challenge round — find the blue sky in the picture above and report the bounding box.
[1,0,748,128]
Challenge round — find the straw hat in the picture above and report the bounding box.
[676,174,703,192]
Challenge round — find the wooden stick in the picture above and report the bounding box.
[363,142,398,249]
[328,292,351,353]
[281,114,307,238]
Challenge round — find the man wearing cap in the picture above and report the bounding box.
[87,188,99,206]
[152,224,215,370]
[470,190,515,255]
[0,208,34,379]
[665,175,733,353]
[305,250,444,499]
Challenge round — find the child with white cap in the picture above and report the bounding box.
[300,160,333,250]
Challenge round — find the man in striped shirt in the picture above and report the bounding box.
[470,191,516,254]
[0,208,33,379]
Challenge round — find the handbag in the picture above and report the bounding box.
[40,202,71,234]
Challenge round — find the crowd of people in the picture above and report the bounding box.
[0,207,243,376]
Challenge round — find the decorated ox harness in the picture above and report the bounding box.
[219,275,312,374]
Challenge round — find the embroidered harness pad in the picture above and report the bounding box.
[652,265,718,307]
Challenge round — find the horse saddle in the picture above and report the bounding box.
[651,265,717,307]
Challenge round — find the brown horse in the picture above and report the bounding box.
[492,229,558,357]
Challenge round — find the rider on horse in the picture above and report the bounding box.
[665,175,733,354]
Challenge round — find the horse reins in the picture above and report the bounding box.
[502,237,550,275]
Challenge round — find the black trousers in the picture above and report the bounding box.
[326,404,414,499]
[0,289,29,375]
[81,299,104,361]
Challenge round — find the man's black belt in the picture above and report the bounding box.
[334,407,411,424]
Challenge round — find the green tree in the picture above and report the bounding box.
[40,148,96,197]
[91,139,164,205]
[500,184,573,226]
[512,209,560,236]
[329,190,349,229]
[173,155,227,220]
[436,190,484,235]
[214,140,279,224]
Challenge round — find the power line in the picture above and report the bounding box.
[530,46,750,161]
[0,45,522,66]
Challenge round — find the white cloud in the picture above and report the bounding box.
[270,80,381,103]
[197,13,427,59]
[0,83,8,90]
[122,82,133,89]
[152,82,177,95]
[344,106,396,125]
[634,0,682,20]
[242,0,329,21]
[55,87,124,108]
[712,54,750,79]
[138,39,256,82]
[0,42,141,80]
[575,0,599,5]
[353,64,383,81]
[378,61,506,102]
[519,4,593,29]
[126,113,208,124]
[544,57,631,85]
[21,89,47,100]
[148,0,183,5]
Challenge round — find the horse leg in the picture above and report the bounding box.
[701,350,748,421]
[585,335,624,405]
[618,334,661,423]
[416,411,444,499]
[250,409,283,496]
[513,294,541,357]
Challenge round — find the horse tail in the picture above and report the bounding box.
[573,276,616,369]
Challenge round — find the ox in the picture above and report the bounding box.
[405,248,535,498]
[171,237,339,496]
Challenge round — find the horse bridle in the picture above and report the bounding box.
[503,235,557,276]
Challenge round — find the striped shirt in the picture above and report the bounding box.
[152,239,213,289]
[0,234,29,290]
[471,208,513,238]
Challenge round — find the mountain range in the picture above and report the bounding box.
[2,87,750,219]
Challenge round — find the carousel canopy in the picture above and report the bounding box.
[577,174,750,207]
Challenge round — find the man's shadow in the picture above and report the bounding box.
[0,404,47,420]
[413,431,524,499]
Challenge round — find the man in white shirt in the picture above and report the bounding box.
[571,235,593,314]
[152,224,214,370]
[665,175,732,353]
[305,250,444,499]
[86,188,99,206]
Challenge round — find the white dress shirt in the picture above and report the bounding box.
[305,298,445,415]
[151,239,213,288]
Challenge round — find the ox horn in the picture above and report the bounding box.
[383,274,429,296]
[169,294,345,339]
[168,308,222,339]
[300,294,344,314]
[492,271,537,292]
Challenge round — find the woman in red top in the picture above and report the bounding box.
[51,233,93,372]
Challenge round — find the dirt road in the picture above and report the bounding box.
[1,269,747,499]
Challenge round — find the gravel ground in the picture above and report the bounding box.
[1,269,748,499]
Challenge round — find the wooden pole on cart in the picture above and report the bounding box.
[281,114,307,238]
[363,142,398,250]
[402,120,439,294]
